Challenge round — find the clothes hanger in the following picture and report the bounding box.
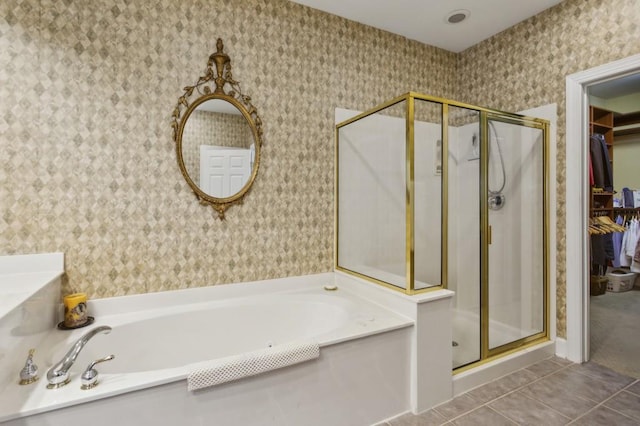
[596,215,625,232]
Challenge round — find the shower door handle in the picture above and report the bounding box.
[488,225,492,245]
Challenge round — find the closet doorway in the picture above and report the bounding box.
[586,73,640,378]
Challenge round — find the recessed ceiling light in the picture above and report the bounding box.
[446,9,470,24]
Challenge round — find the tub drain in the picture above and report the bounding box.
[452,341,459,347]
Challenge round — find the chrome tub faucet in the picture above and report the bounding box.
[46,325,112,389]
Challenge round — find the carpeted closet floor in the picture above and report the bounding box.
[590,287,640,378]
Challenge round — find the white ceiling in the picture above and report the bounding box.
[589,73,640,99]
[290,0,564,52]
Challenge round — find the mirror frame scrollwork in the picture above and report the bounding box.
[172,38,263,220]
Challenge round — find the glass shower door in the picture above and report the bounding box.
[486,116,547,352]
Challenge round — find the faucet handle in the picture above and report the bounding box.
[81,354,114,390]
[18,349,39,385]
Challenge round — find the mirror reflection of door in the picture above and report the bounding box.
[200,145,252,198]
[181,98,256,198]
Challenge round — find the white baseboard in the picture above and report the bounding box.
[555,337,567,359]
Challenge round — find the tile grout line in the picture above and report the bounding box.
[506,362,609,422]
[396,356,608,425]
[594,387,640,422]
[623,378,640,396]
[391,360,635,426]
[491,383,573,425]
[484,405,520,425]
[440,404,519,426]
[441,362,572,424]
[468,360,573,402]
[567,384,639,424]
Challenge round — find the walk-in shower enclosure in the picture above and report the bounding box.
[336,92,550,369]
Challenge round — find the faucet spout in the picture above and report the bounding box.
[46,325,111,388]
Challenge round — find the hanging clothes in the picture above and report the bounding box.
[612,215,624,267]
[622,187,634,208]
[591,233,614,270]
[633,223,640,272]
[620,218,631,267]
[589,133,613,192]
[619,218,640,270]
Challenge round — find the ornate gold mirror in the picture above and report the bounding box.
[172,38,263,219]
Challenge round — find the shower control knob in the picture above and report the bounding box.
[489,193,506,210]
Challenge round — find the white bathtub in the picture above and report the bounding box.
[1,273,414,425]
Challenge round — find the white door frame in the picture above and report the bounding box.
[565,53,640,362]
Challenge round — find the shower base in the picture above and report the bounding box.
[452,308,554,395]
[452,309,540,369]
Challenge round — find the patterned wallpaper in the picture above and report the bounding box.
[1,0,639,337]
[457,0,640,337]
[0,0,455,299]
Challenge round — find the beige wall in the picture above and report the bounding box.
[590,93,640,114]
[2,0,640,338]
[614,137,640,190]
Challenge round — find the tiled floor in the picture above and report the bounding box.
[382,357,640,425]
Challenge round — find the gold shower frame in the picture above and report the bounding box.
[335,92,550,367]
